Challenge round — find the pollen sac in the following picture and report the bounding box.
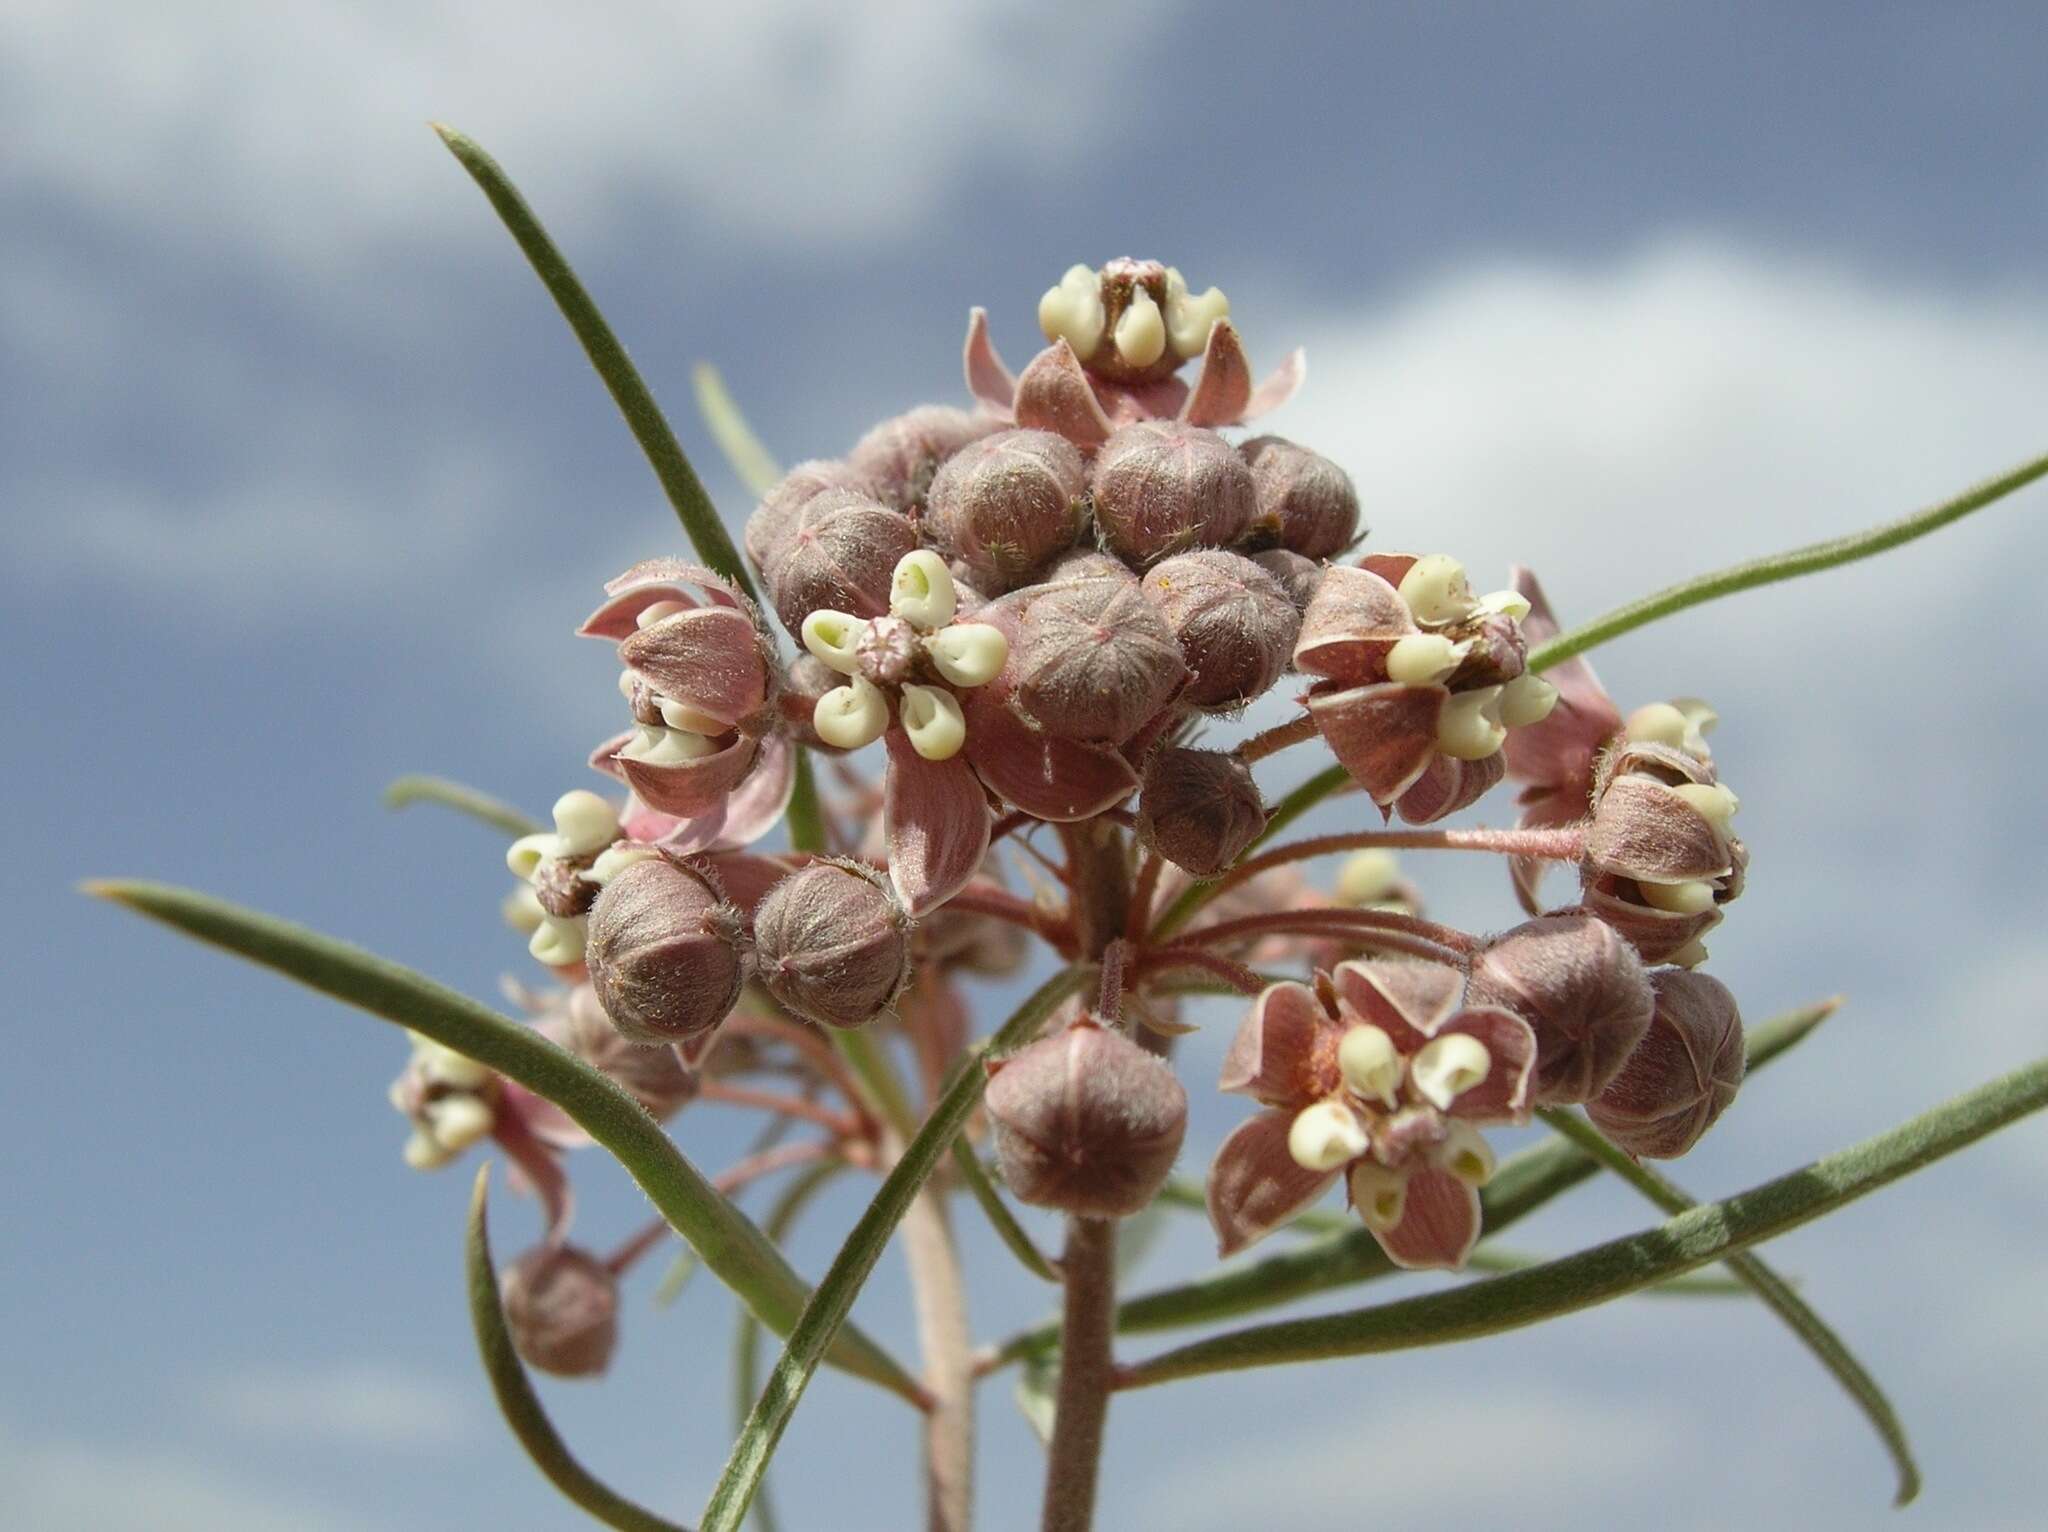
[1142,550,1302,710]
[585,855,748,1045]
[751,861,913,1030]
[1240,436,1362,560]
[1089,421,1257,566]
[984,1020,1189,1218]
[1464,914,1654,1106]
[744,459,882,575]
[923,428,1088,592]
[499,1243,619,1379]
[1010,575,1188,743]
[1136,746,1267,877]
[563,984,698,1120]
[848,404,1003,513]
[761,487,917,633]
[1588,968,1744,1158]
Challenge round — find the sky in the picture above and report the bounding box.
[8,2,2048,1527]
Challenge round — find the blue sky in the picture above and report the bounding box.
[8,3,2048,1527]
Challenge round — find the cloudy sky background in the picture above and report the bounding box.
[9,3,2048,1527]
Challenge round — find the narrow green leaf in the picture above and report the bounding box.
[785,750,828,858]
[653,1249,702,1309]
[1013,1351,1060,1448]
[693,362,784,497]
[1541,1106,1918,1505]
[698,964,1089,1532]
[382,774,540,837]
[1531,448,2048,672]
[88,879,923,1404]
[432,125,757,602]
[988,996,1839,1367]
[953,1139,1061,1284]
[1118,1055,2048,1406]
[466,1168,690,1532]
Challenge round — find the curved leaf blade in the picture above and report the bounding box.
[383,773,540,837]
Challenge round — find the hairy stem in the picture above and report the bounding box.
[1236,713,1320,764]
[1207,824,1585,902]
[1041,1216,1118,1532]
[900,1148,976,1530]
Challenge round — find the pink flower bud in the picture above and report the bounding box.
[1039,548,1137,589]
[923,428,1087,591]
[1089,421,1256,565]
[1010,575,1187,743]
[564,985,698,1119]
[500,1243,619,1378]
[585,855,748,1044]
[1141,550,1300,710]
[1249,548,1321,611]
[1588,969,1744,1157]
[1136,746,1267,876]
[751,861,913,1029]
[848,405,1002,511]
[761,488,917,632]
[984,1020,1189,1218]
[745,459,881,573]
[1465,914,1653,1105]
[1240,435,1362,559]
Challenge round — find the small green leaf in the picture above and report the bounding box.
[693,362,784,497]
[382,774,540,837]
[953,1142,1061,1284]
[698,964,1089,1532]
[1014,1351,1060,1448]
[466,1168,689,1532]
[88,879,923,1404]
[653,1249,702,1309]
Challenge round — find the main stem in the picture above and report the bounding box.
[1040,819,1130,1531]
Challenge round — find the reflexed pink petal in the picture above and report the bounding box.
[611,734,758,820]
[1179,319,1252,427]
[1395,750,1504,825]
[961,692,1139,821]
[1330,958,1464,1050]
[1218,982,1336,1105]
[577,558,744,639]
[1012,339,1114,448]
[492,1106,574,1243]
[1587,776,1733,883]
[1510,791,1584,916]
[618,606,769,725]
[1579,882,1723,966]
[701,850,799,915]
[883,734,992,915]
[1508,565,1617,728]
[1243,346,1306,421]
[1431,1005,1539,1123]
[709,731,794,850]
[1373,1166,1481,1271]
[1306,682,1443,804]
[962,307,1018,414]
[1293,565,1416,684]
[1356,552,1420,591]
[1207,1110,1339,1257]
[500,1079,587,1151]
[624,796,728,853]
[1098,374,1190,424]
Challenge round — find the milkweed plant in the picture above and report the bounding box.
[89,126,2048,1532]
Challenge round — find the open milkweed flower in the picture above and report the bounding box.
[1207,960,1536,1269]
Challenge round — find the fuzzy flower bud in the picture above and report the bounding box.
[1240,436,1362,559]
[1136,746,1266,877]
[848,405,1001,512]
[761,488,917,632]
[1010,575,1188,743]
[923,428,1088,591]
[1089,421,1256,565]
[1141,550,1301,710]
[744,459,881,573]
[499,1244,619,1379]
[585,856,748,1045]
[1249,548,1321,611]
[1464,914,1654,1106]
[751,862,913,1029]
[1588,969,1744,1158]
[563,985,698,1119]
[984,1020,1189,1218]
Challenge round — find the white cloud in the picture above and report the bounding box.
[200,1359,478,1450]
[0,0,1175,267]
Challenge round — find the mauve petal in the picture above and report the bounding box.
[1373,1166,1481,1271]
[1207,1110,1339,1257]
[1587,776,1733,883]
[491,1107,574,1244]
[1432,1005,1539,1123]
[1510,791,1584,916]
[578,558,744,639]
[1307,682,1443,804]
[1179,319,1253,427]
[1331,959,1465,1049]
[1578,883,1723,966]
[884,734,992,915]
[1507,566,1618,729]
[1395,750,1505,825]
[709,731,794,850]
[701,850,799,915]
[626,797,728,854]
[1243,346,1306,421]
[1294,565,1417,684]
[961,692,1139,821]
[1012,339,1114,448]
[500,1079,588,1151]
[618,607,768,725]
[1218,982,1336,1105]
[1098,374,1190,424]
[1356,551,1419,591]
[962,307,1018,414]
[612,735,758,820]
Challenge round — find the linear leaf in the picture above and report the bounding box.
[88,879,923,1404]
[953,1139,1061,1283]
[383,774,540,837]
[693,362,783,497]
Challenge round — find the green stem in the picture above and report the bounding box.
[382,774,539,837]
[952,1142,1062,1284]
